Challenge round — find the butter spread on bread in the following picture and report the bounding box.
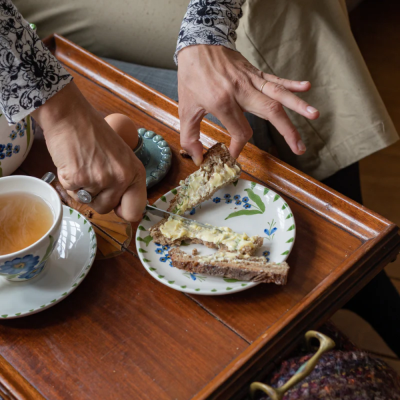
[159,217,260,252]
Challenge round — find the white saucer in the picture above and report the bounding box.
[0,205,97,319]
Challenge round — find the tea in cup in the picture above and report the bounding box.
[0,176,62,281]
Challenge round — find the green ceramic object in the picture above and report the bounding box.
[134,128,172,188]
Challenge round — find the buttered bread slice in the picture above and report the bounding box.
[150,216,263,255]
[170,249,289,285]
[168,143,241,215]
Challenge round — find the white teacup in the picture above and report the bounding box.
[0,176,62,281]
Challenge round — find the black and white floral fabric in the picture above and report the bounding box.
[175,0,245,64]
[0,0,72,124]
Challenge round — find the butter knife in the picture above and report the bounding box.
[145,204,220,231]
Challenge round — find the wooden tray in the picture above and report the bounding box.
[0,34,399,400]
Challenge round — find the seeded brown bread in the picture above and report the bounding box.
[168,143,241,215]
[150,218,263,255]
[169,248,290,285]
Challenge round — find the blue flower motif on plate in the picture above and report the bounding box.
[233,194,241,200]
[0,144,4,152]
[0,254,40,275]
[242,197,249,203]
[224,194,231,199]
[235,200,242,205]
[6,143,12,151]
[19,130,25,137]
[6,150,11,157]
[160,257,167,263]
[0,153,4,160]
[162,245,170,251]
[13,145,20,154]
[213,197,221,203]
[264,227,277,236]
[9,131,17,140]
[155,248,163,254]
[225,198,233,204]
[244,203,251,209]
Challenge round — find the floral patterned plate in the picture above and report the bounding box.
[0,205,97,319]
[136,179,295,295]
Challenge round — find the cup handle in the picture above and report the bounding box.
[249,331,335,400]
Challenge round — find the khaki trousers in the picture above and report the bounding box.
[15,0,398,179]
[237,0,398,179]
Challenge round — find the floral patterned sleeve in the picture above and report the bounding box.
[174,0,246,64]
[0,0,73,124]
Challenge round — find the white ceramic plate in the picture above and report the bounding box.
[136,179,295,295]
[0,205,97,319]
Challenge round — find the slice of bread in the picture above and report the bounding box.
[169,249,289,285]
[168,143,241,215]
[150,217,263,255]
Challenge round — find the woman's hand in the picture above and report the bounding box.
[177,45,320,165]
[32,82,147,222]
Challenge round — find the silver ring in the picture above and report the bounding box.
[259,80,268,93]
[77,189,94,204]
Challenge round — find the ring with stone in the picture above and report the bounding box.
[77,189,95,204]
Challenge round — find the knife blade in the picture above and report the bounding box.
[145,204,221,231]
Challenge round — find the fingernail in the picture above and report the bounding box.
[297,140,306,152]
[306,106,318,114]
[300,81,309,85]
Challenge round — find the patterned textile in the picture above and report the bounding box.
[0,0,72,124]
[253,323,400,400]
[175,0,245,63]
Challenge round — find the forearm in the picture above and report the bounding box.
[174,0,246,64]
[0,1,73,124]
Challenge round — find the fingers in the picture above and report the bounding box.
[260,72,311,93]
[179,106,206,166]
[252,76,319,120]
[115,174,147,222]
[214,103,253,159]
[243,90,306,155]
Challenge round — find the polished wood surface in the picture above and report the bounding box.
[0,35,399,400]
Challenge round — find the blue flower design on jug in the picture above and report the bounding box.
[0,254,40,275]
